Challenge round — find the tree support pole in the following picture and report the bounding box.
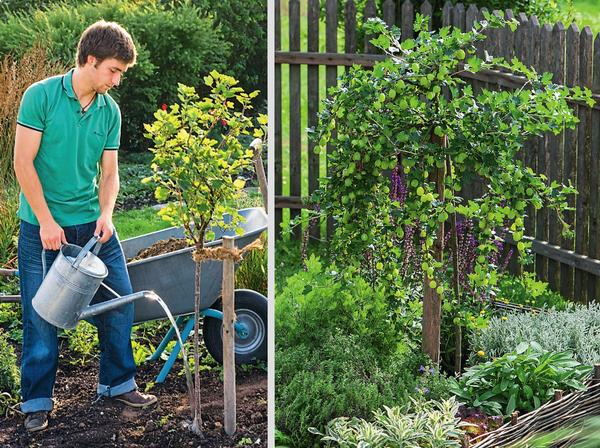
[222,236,237,435]
[422,134,447,365]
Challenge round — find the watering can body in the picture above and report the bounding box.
[32,237,156,329]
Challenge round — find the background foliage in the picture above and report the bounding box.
[0,0,265,152]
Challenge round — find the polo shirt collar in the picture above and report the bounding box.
[62,68,107,108]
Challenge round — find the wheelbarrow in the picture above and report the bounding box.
[0,207,268,383]
[124,207,268,381]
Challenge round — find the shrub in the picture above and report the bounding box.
[276,331,450,447]
[496,273,569,310]
[469,303,600,366]
[313,397,465,448]
[116,159,156,210]
[0,328,19,395]
[188,0,266,100]
[0,0,230,152]
[276,255,403,358]
[450,342,591,416]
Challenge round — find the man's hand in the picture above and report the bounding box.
[95,214,114,244]
[39,219,67,250]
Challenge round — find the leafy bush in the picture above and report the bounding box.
[235,234,267,296]
[0,0,230,152]
[0,304,21,343]
[187,0,266,101]
[276,255,403,358]
[0,328,19,395]
[313,397,466,448]
[117,160,156,210]
[276,257,451,446]
[450,342,591,416]
[496,273,569,310]
[276,331,450,447]
[470,304,600,366]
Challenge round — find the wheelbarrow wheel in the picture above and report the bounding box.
[203,289,267,365]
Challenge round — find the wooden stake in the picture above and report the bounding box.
[251,138,268,211]
[222,237,236,435]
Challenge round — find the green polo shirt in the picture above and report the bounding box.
[16,68,121,227]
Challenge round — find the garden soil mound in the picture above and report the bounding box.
[129,238,190,262]
[0,345,267,447]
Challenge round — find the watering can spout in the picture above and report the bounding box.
[78,290,159,322]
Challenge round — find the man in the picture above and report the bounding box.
[13,21,157,433]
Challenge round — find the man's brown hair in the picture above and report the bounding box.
[76,20,137,67]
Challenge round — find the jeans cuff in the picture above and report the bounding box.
[21,397,54,413]
[97,377,137,398]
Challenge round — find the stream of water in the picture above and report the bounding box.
[100,282,196,415]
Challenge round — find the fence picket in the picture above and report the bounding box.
[562,23,580,299]
[421,0,433,30]
[547,22,566,291]
[308,0,320,240]
[535,22,550,282]
[383,0,395,27]
[275,0,282,237]
[364,0,377,53]
[452,3,465,31]
[401,0,414,40]
[590,34,600,300]
[289,0,301,239]
[326,0,338,239]
[578,27,593,303]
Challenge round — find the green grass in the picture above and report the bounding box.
[113,206,171,240]
[573,0,600,33]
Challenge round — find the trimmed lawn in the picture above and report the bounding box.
[113,206,171,240]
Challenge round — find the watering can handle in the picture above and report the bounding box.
[73,236,103,269]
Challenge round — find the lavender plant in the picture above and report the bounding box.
[469,303,600,366]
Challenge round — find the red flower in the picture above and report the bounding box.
[221,119,228,126]
[161,103,167,111]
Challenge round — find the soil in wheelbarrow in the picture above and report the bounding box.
[129,237,191,262]
[0,341,267,448]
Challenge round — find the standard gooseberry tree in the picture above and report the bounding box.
[308,14,593,366]
[144,71,265,434]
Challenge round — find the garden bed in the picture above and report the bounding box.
[0,340,266,447]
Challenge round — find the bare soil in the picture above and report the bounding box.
[129,238,191,262]
[0,343,267,448]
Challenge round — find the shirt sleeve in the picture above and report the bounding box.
[104,102,121,150]
[17,82,47,132]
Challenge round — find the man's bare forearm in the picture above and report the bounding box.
[98,171,119,218]
[14,160,54,226]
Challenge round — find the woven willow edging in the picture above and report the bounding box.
[470,369,600,448]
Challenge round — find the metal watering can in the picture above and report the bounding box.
[32,236,158,329]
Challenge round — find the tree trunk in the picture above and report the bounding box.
[190,259,203,434]
[422,134,447,365]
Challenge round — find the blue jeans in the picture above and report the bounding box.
[18,220,137,413]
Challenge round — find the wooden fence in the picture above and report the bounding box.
[274,0,600,303]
